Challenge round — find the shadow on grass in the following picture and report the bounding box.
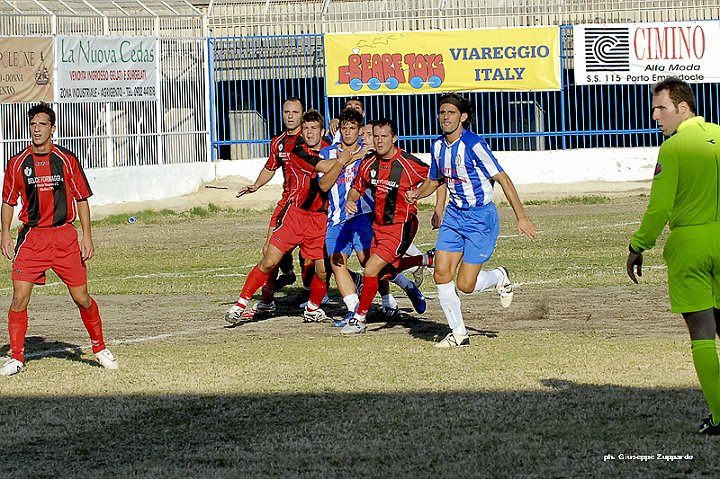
[0,381,714,478]
[0,336,98,367]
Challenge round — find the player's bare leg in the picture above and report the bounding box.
[331,252,355,299]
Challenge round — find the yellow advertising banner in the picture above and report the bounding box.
[0,37,53,103]
[324,27,560,96]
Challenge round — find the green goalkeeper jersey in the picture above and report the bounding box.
[631,116,720,253]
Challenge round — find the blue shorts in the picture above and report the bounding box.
[436,202,499,264]
[325,214,373,256]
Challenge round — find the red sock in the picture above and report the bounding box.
[8,309,28,363]
[79,298,106,353]
[307,274,328,310]
[356,275,379,318]
[240,266,270,302]
[302,261,314,288]
[261,268,278,303]
[398,255,423,272]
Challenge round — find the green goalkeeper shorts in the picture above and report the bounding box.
[663,224,720,314]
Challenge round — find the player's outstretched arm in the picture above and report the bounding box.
[1,203,15,260]
[77,200,95,260]
[493,171,536,240]
[406,178,441,205]
[237,167,275,197]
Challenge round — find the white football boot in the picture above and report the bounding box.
[95,349,120,370]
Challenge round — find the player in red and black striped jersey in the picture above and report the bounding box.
[0,103,118,376]
[226,110,347,325]
[234,97,305,317]
[342,118,429,334]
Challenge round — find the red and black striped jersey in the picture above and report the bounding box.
[353,148,428,225]
[2,144,93,227]
[283,136,328,213]
[264,131,302,210]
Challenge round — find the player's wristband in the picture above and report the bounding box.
[628,243,642,254]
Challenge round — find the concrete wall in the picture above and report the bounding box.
[86,147,660,206]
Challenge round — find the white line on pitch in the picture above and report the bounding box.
[24,325,225,360]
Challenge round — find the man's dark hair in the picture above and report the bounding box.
[302,109,324,125]
[284,96,305,111]
[652,77,697,115]
[372,117,397,137]
[345,97,363,108]
[438,92,474,129]
[339,108,364,128]
[28,103,56,126]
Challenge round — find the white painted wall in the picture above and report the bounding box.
[86,147,660,206]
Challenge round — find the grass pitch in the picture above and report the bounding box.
[0,194,715,478]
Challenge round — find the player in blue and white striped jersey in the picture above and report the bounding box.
[430,128,500,210]
[320,110,428,328]
[319,109,375,326]
[407,92,536,348]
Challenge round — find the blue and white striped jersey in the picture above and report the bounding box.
[319,144,374,225]
[429,129,504,209]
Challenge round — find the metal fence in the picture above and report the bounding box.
[0,1,209,170]
[208,25,720,159]
[206,0,720,159]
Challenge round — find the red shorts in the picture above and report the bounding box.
[269,201,289,228]
[13,223,87,286]
[371,216,418,268]
[269,204,327,260]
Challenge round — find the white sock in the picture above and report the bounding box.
[391,273,414,291]
[406,243,422,256]
[437,281,466,336]
[343,294,359,313]
[382,294,398,309]
[473,269,502,293]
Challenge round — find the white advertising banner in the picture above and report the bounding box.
[574,21,720,85]
[56,35,157,102]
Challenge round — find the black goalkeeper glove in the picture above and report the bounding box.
[626,244,643,284]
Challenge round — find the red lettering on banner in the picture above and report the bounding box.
[404,53,445,83]
[633,25,705,60]
[338,53,406,84]
[337,51,444,91]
